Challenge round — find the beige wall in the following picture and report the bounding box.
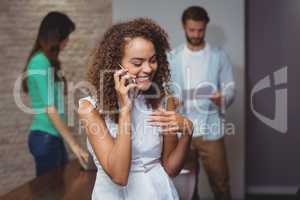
[0,0,111,195]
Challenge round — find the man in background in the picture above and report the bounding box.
[168,6,235,200]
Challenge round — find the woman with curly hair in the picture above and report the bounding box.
[78,18,193,199]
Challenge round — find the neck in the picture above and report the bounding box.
[187,41,205,52]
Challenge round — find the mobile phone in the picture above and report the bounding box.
[118,64,137,98]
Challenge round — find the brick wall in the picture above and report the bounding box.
[0,0,111,195]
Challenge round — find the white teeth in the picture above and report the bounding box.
[137,76,149,81]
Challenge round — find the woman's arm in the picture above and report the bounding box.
[162,129,192,177]
[78,69,137,186]
[78,102,132,186]
[47,106,89,165]
[28,57,88,166]
[148,96,193,177]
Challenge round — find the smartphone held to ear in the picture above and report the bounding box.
[118,64,138,99]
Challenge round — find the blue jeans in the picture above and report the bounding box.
[28,130,68,176]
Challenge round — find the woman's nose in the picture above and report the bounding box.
[142,62,152,73]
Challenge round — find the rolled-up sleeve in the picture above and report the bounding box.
[218,50,236,108]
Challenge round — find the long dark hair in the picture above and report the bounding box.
[22,11,75,93]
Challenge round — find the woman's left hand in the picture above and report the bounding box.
[147,108,193,136]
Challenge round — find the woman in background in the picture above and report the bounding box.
[22,11,88,176]
[78,18,194,199]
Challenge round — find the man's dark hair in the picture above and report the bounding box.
[182,6,210,24]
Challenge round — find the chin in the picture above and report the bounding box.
[138,82,152,91]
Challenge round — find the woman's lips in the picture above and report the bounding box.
[136,76,150,83]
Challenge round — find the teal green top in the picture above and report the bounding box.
[27,51,66,137]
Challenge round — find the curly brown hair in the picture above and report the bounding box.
[87,18,171,123]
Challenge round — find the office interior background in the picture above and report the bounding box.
[0,0,299,199]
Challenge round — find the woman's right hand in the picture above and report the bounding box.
[114,69,137,111]
[70,143,89,167]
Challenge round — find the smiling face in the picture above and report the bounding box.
[121,37,158,91]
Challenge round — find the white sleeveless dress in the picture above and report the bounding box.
[79,95,179,200]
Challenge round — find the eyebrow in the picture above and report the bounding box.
[130,54,156,62]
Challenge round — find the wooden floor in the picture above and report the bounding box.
[1,161,299,200]
[0,160,96,200]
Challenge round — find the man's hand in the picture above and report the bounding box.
[210,91,223,107]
